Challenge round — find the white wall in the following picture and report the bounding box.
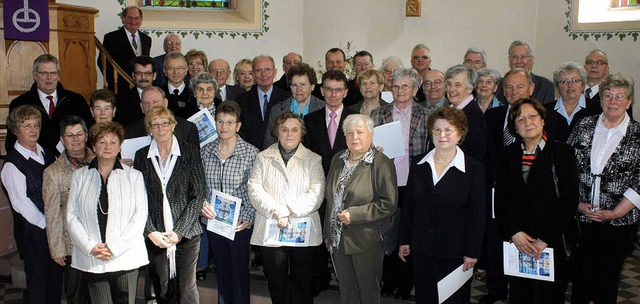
[59,0,638,115]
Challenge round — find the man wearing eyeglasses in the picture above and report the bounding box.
[6,54,93,155]
[208,59,244,102]
[410,44,432,103]
[419,69,450,114]
[154,34,182,87]
[495,40,554,105]
[583,50,609,103]
[101,6,152,94]
[114,56,156,127]
[161,52,198,119]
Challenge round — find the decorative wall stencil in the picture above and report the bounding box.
[564,0,640,41]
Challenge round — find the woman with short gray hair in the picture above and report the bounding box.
[476,68,503,113]
[191,72,221,116]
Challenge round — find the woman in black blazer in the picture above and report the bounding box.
[134,107,205,303]
[495,98,579,304]
[399,107,486,304]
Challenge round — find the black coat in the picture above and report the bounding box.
[115,87,144,127]
[101,27,152,93]
[544,99,602,142]
[303,107,357,176]
[237,85,291,150]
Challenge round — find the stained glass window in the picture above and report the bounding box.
[142,0,234,9]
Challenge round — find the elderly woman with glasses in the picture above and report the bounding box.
[545,62,602,142]
[399,107,486,304]
[567,74,640,304]
[191,72,222,116]
[134,107,205,303]
[185,49,208,80]
[1,105,62,302]
[476,68,503,113]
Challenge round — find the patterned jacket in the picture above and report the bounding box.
[371,101,430,158]
[567,115,640,226]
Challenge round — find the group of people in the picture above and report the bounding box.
[2,5,639,304]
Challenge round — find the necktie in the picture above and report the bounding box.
[173,89,180,96]
[503,125,515,147]
[585,87,592,99]
[262,94,269,120]
[328,111,337,148]
[131,33,138,51]
[46,95,55,119]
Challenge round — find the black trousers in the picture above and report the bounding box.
[210,228,252,304]
[571,222,637,304]
[63,256,89,303]
[509,243,568,304]
[479,218,508,298]
[413,256,472,304]
[20,225,63,304]
[261,246,314,304]
[146,235,200,304]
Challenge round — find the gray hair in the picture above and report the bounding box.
[380,56,403,70]
[504,68,533,85]
[586,49,607,59]
[252,54,275,69]
[464,47,488,65]
[508,40,534,56]
[190,72,219,95]
[553,61,587,87]
[342,114,374,136]
[32,54,60,73]
[601,73,635,103]
[163,33,180,46]
[476,68,501,84]
[412,44,431,56]
[392,68,420,88]
[445,64,477,91]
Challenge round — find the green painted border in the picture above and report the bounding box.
[117,0,269,39]
[564,0,639,41]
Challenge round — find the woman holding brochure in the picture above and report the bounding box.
[324,114,398,304]
[567,74,640,304]
[247,111,325,304]
[398,107,486,304]
[200,101,259,304]
[494,98,578,304]
[134,107,205,303]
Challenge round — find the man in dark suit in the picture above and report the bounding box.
[153,34,182,87]
[273,52,302,91]
[208,59,245,102]
[160,52,198,119]
[6,54,93,155]
[495,40,554,105]
[124,86,199,146]
[237,55,291,150]
[115,55,155,127]
[311,48,361,107]
[480,68,535,304]
[345,50,373,104]
[411,44,432,103]
[101,6,152,94]
[583,49,609,104]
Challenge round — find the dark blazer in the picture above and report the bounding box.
[311,78,361,107]
[153,54,167,87]
[220,84,246,102]
[101,27,152,92]
[304,106,357,175]
[461,100,489,162]
[124,116,200,148]
[161,84,199,119]
[115,87,144,127]
[273,74,289,91]
[6,83,93,155]
[399,151,486,259]
[495,140,578,247]
[237,85,291,150]
[484,105,515,184]
[495,72,555,105]
[263,95,325,148]
[544,98,602,142]
[134,142,205,239]
[323,150,398,255]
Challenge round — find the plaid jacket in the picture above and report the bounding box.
[371,101,430,158]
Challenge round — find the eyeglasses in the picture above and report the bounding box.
[165,66,186,73]
[166,41,181,46]
[602,94,628,103]
[210,68,228,75]
[290,83,310,90]
[254,68,274,75]
[63,132,86,139]
[508,55,532,61]
[188,61,204,67]
[216,120,237,126]
[516,113,540,125]
[92,106,114,112]
[432,128,456,136]
[558,78,582,85]
[585,60,607,66]
[382,68,395,75]
[392,84,412,91]
[134,71,153,77]
[424,80,443,87]
[323,86,346,94]
[149,121,173,129]
[465,60,484,66]
[36,70,59,77]
[412,56,430,61]
[20,123,41,130]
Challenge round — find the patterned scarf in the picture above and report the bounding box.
[278,144,298,166]
[66,148,91,169]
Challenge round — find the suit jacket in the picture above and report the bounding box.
[6,82,93,155]
[153,54,167,87]
[115,87,144,127]
[237,85,291,150]
[304,106,357,175]
[484,105,515,184]
[101,27,152,93]
[124,116,200,148]
[218,84,245,102]
[311,78,361,107]
[544,98,602,142]
[134,142,204,239]
[161,84,199,119]
[273,74,289,91]
[495,140,579,247]
[399,150,486,258]
[323,150,398,255]
[263,95,325,148]
[495,72,555,104]
[460,100,488,162]
[371,102,430,157]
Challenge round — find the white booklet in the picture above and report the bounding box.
[206,190,242,241]
[373,121,405,159]
[187,108,218,147]
[264,217,311,247]
[503,241,555,282]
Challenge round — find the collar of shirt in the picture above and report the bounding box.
[454,94,474,110]
[14,142,45,165]
[427,97,446,108]
[168,83,186,95]
[219,84,227,100]
[520,136,546,154]
[258,86,273,101]
[554,95,587,122]
[339,147,375,164]
[325,104,344,126]
[393,101,413,115]
[419,145,466,171]
[38,89,57,106]
[596,112,630,137]
[586,84,600,98]
[137,87,144,98]
[147,135,182,159]
[489,96,503,110]
[289,98,312,116]
[503,104,512,129]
